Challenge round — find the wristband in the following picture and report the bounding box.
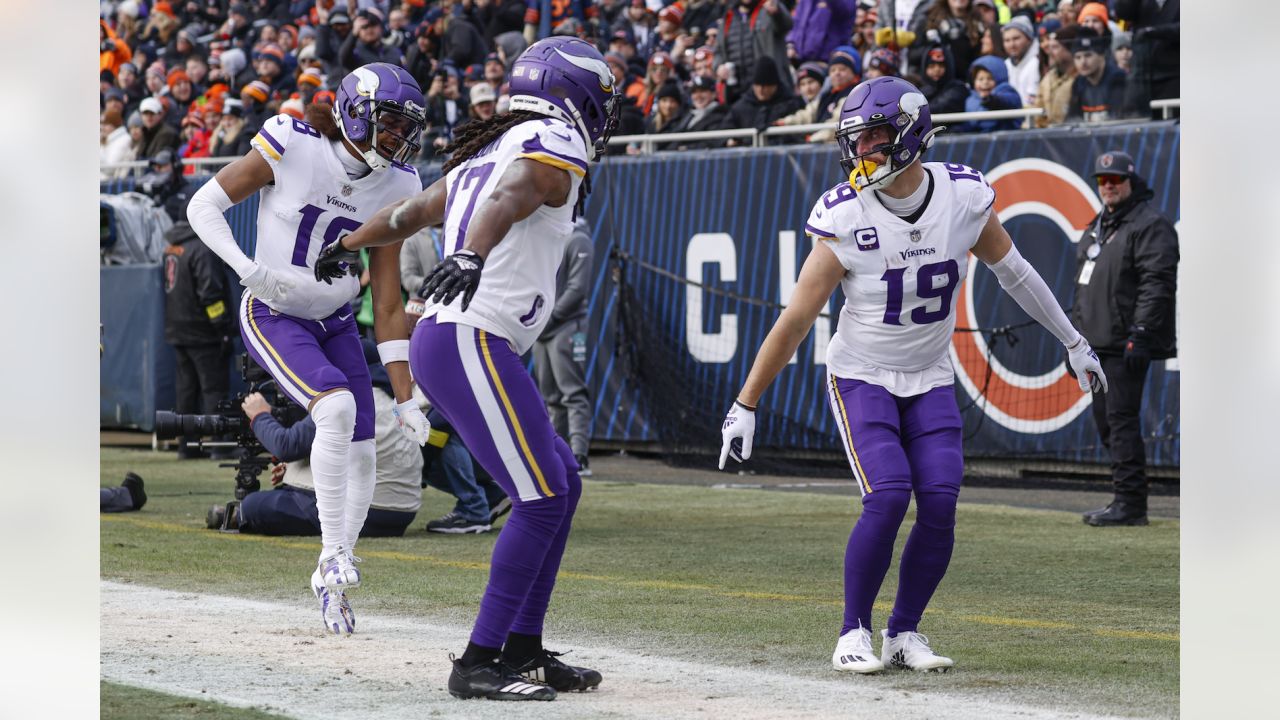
[377,339,410,365]
[734,399,757,412]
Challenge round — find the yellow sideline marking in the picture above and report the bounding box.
[101,515,1178,642]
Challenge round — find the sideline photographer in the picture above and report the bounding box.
[217,343,424,535]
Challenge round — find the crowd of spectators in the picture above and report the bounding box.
[100,0,1179,171]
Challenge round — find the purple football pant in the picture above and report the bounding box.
[238,293,375,440]
[410,316,582,648]
[826,375,963,636]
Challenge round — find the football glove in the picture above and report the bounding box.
[718,400,757,470]
[240,262,296,304]
[314,238,360,284]
[419,249,485,312]
[392,399,430,446]
[1066,337,1108,394]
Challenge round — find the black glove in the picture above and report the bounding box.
[1124,326,1153,375]
[419,249,485,312]
[314,238,360,284]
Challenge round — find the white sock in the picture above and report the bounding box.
[310,391,356,559]
[343,438,377,551]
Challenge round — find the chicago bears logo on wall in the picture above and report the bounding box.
[950,158,1101,434]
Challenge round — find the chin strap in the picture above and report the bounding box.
[333,105,388,172]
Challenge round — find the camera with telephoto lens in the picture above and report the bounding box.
[155,355,305,519]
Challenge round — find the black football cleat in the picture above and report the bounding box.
[506,649,602,692]
[1083,503,1149,527]
[447,656,556,701]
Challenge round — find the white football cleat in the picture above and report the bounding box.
[319,548,361,591]
[832,626,884,674]
[881,630,954,672]
[310,567,355,635]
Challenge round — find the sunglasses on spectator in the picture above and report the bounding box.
[1096,174,1128,186]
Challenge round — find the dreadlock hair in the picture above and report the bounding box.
[441,110,594,220]
[304,101,345,142]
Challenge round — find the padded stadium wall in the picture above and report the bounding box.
[101,121,1180,467]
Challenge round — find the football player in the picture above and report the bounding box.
[719,77,1108,674]
[186,63,432,635]
[314,38,618,701]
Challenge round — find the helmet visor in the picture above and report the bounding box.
[372,103,425,165]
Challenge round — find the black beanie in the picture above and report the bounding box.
[656,80,684,103]
[750,56,781,87]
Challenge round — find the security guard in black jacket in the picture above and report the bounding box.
[1071,151,1178,526]
[163,208,234,458]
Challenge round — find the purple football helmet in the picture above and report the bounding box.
[333,62,426,171]
[507,37,620,160]
[835,76,943,191]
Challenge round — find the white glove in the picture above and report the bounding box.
[393,399,430,446]
[718,401,757,470]
[1067,337,1109,394]
[240,262,296,304]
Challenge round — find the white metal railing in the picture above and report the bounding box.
[101,103,1179,174]
[607,127,758,152]
[1150,98,1181,120]
[610,107,1047,153]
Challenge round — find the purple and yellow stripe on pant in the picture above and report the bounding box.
[410,316,571,502]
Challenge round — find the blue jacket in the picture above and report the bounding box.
[250,413,315,464]
[786,0,859,65]
[959,55,1023,133]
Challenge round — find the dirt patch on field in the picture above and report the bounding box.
[102,581,1121,720]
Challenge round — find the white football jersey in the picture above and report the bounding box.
[249,114,422,320]
[804,162,995,396]
[424,117,587,355]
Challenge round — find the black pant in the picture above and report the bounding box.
[173,343,230,415]
[1090,353,1150,510]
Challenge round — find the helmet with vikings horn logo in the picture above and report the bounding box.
[507,37,621,161]
[835,76,944,191]
[333,62,426,171]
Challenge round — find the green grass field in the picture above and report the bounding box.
[100,447,1178,718]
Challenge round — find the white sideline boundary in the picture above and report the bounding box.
[101,581,1121,720]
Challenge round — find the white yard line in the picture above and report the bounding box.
[101,581,1120,720]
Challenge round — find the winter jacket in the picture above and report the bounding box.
[675,104,730,148]
[1114,0,1179,85]
[339,34,405,73]
[908,7,982,83]
[1071,178,1178,358]
[162,220,233,347]
[540,221,593,337]
[101,126,136,179]
[917,43,968,116]
[717,1,794,91]
[139,121,181,159]
[100,20,133,78]
[440,16,492,70]
[786,0,858,65]
[478,0,527,44]
[1004,41,1040,107]
[727,86,805,131]
[1035,63,1076,127]
[957,55,1022,133]
[1067,63,1131,122]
